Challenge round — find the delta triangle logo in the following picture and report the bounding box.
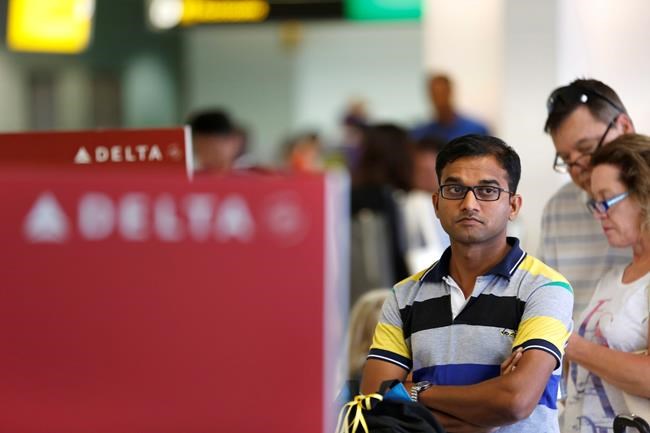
[74,146,92,164]
[23,192,70,243]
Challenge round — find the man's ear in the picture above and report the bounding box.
[432,192,440,217]
[618,113,635,134]
[509,194,522,221]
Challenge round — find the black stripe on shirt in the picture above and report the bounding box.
[367,348,412,371]
[514,338,562,369]
[400,295,453,339]
[454,293,525,330]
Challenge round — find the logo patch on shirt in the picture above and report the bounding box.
[500,328,516,338]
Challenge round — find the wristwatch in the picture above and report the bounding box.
[410,380,433,402]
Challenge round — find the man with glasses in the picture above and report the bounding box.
[541,79,635,319]
[361,135,573,433]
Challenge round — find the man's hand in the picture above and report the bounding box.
[500,347,523,375]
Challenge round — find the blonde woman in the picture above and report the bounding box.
[563,133,650,432]
[347,288,391,381]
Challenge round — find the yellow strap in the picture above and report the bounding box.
[335,393,383,433]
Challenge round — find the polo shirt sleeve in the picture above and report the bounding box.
[367,290,412,372]
[513,261,574,370]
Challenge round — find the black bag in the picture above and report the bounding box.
[335,380,446,433]
[614,414,650,433]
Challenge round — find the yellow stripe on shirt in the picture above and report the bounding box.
[370,322,411,360]
[518,255,570,285]
[513,315,571,355]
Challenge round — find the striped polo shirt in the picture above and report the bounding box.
[539,181,630,319]
[368,237,573,433]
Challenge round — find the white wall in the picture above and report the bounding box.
[293,22,426,142]
[557,0,650,133]
[123,53,178,128]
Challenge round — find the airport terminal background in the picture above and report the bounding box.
[2,1,650,431]
[2,0,650,254]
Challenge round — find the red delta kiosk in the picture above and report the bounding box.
[0,129,349,433]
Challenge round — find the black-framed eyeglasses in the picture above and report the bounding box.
[552,115,618,173]
[586,191,629,214]
[546,84,624,115]
[440,184,513,201]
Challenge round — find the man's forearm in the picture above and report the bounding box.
[419,379,523,427]
[418,350,556,427]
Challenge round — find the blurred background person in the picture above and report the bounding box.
[349,123,412,306]
[339,98,370,171]
[401,136,450,273]
[281,131,324,173]
[412,73,489,142]
[186,109,246,175]
[411,136,443,193]
[563,133,650,432]
[346,288,391,381]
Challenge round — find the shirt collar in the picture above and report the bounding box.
[422,237,526,283]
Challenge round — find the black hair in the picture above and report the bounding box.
[435,134,521,192]
[353,123,414,191]
[187,109,236,136]
[544,78,627,133]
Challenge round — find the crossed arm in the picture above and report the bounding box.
[361,348,556,432]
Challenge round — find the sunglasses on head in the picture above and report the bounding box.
[546,85,624,115]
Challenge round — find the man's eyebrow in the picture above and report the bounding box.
[442,176,501,186]
[442,176,463,184]
[477,179,501,186]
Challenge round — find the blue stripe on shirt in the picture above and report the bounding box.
[413,363,499,386]
[413,363,560,410]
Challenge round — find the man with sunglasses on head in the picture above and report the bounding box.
[361,135,573,433]
[541,79,634,320]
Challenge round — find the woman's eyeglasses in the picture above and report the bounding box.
[586,191,629,214]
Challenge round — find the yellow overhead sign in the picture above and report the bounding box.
[148,0,270,29]
[181,0,269,24]
[6,0,95,54]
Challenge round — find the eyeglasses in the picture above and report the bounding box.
[586,191,629,214]
[552,116,618,173]
[440,184,513,201]
[546,85,624,115]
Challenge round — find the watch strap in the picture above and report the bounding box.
[410,381,432,402]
